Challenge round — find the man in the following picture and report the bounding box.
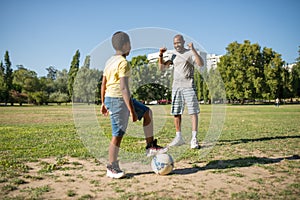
[158,34,204,149]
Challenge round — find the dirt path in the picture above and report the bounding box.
[2,156,299,199]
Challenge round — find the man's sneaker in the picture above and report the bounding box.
[168,136,185,147]
[106,161,125,179]
[190,138,200,149]
[146,139,168,157]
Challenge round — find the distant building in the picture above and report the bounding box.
[285,63,296,72]
[206,54,222,69]
[147,51,164,64]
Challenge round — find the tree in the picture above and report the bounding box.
[46,66,57,80]
[194,69,202,100]
[207,67,226,103]
[73,56,102,104]
[12,66,48,105]
[43,68,70,104]
[29,91,48,105]
[13,66,39,94]
[12,66,37,104]
[193,67,211,104]
[218,41,251,103]
[4,51,13,105]
[49,91,69,105]
[54,69,69,95]
[218,40,286,104]
[10,90,27,106]
[261,47,285,101]
[68,50,80,99]
[130,55,170,102]
[291,46,300,98]
[0,61,5,102]
[39,76,54,94]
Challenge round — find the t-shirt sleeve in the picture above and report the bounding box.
[190,52,197,66]
[118,60,130,77]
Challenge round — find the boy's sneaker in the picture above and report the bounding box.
[190,138,200,149]
[168,136,185,147]
[106,161,125,179]
[146,139,168,157]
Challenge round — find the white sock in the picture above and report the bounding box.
[192,131,197,139]
[176,132,182,138]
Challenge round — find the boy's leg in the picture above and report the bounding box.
[107,136,126,179]
[132,99,154,141]
[132,99,167,156]
[143,109,154,143]
[109,136,123,163]
[105,97,128,178]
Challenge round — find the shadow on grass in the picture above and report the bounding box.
[172,155,300,175]
[218,135,300,145]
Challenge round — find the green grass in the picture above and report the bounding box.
[0,104,299,199]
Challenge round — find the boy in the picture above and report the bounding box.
[101,31,166,179]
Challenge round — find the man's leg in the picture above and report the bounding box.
[190,113,200,148]
[174,114,182,132]
[168,114,185,146]
[184,87,200,149]
[191,113,198,135]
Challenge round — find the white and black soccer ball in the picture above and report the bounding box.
[151,153,174,175]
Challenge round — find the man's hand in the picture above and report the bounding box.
[160,47,167,54]
[187,42,195,50]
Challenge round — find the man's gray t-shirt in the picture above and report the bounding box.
[167,49,198,89]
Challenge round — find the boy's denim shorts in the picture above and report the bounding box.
[105,97,129,137]
[104,97,149,137]
[132,98,149,120]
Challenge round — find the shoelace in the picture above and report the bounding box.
[110,167,122,173]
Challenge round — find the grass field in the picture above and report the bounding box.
[0,104,299,199]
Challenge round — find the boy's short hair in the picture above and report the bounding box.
[112,31,130,51]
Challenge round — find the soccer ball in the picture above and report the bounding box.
[151,153,174,175]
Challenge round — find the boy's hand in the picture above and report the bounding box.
[131,111,138,122]
[101,104,109,116]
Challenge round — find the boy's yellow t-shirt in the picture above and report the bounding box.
[103,55,131,97]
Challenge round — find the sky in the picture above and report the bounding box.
[0,0,299,76]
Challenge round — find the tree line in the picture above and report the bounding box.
[0,49,98,105]
[217,41,300,104]
[0,41,299,106]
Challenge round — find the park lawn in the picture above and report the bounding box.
[0,104,299,199]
